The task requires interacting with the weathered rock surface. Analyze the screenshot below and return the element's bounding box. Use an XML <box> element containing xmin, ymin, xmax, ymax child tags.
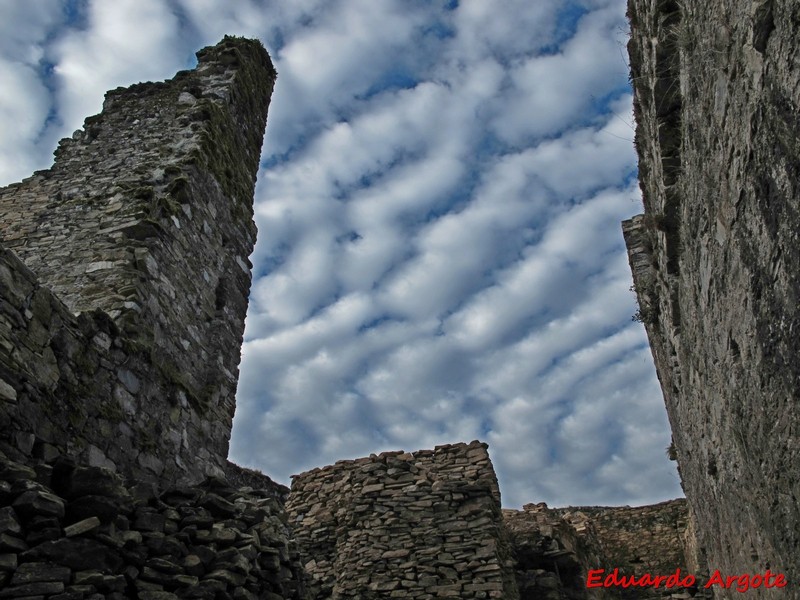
<box><xmin>0</xmin><ymin>36</ymin><xmax>275</xmax><ymax>486</ymax></box>
<box><xmin>625</xmin><ymin>0</ymin><xmax>800</xmax><ymax>594</ymax></box>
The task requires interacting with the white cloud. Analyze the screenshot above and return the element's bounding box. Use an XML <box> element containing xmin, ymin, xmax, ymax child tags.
<box><xmin>260</xmin><ymin>0</ymin><xmax>433</xmax><ymax>159</ymax></box>
<box><xmin>174</xmin><ymin>0</ymin><xmax>272</xmax><ymax>42</ymax></box>
<box><xmin>492</xmin><ymin>4</ymin><xmax>631</xmax><ymax>143</ymax></box>
<box><xmin>51</xmin><ymin>0</ymin><xmax>184</xmax><ymax>134</ymax></box>
<box><xmin>0</xmin><ymin>1</ymin><xmax>63</xmax><ymax>183</ymax></box>
<box><xmin>1</xmin><ymin>0</ymin><xmax>681</xmax><ymax>508</ymax></box>
<box><xmin>450</xmin><ymin>0</ymin><xmax>561</xmax><ymax>62</ymax></box>
<box><xmin>0</xmin><ymin>60</ymin><xmax>52</xmax><ymax>183</ymax></box>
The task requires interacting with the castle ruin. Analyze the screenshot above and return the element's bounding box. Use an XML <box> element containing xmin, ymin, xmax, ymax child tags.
<box><xmin>0</xmin><ymin>21</ymin><xmax>759</xmax><ymax>598</ymax></box>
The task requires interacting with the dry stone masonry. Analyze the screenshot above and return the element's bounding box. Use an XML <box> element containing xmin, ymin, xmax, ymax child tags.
<box><xmin>505</xmin><ymin>500</ymin><xmax>707</xmax><ymax>600</ymax></box>
<box><xmin>0</xmin><ymin>37</ymin><xmax>276</xmax><ymax>486</ymax></box>
<box><xmin>503</xmin><ymin>503</ymin><xmax>608</xmax><ymax>600</ymax></box>
<box><xmin>625</xmin><ymin>0</ymin><xmax>800</xmax><ymax>595</ymax></box>
<box><xmin>0</xmin><ymin>450</ymin><xmax>306</xmax><ymax>599</ymax></box>
<box><xmin>286</xmin><ymin>441</ymin><xmax>519</xmax><ymax>599</ymax></box>
<box><xmin>554</xmin><ymin>501</ymin><xmax>709</xmax><ymax>596</ymax></box>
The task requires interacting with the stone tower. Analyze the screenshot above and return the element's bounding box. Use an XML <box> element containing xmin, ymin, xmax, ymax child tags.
<box><xmin>0</xmin><ymin>37</ymin><xmax>275</xmax><ymax>485</ymax></box>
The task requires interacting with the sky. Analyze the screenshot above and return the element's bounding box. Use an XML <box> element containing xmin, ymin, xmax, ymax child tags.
<box><xmin>0</xmin><ymin>0</ymin><xmax>683</xmax><ymax>508</ymax></box>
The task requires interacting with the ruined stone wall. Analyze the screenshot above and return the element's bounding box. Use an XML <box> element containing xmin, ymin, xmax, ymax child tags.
<box><xmin>0</xmin><ymin>37</ymin><xmax>275</xmax><ymax>485</ymax></box>
<box><xmin>504</xmin><ymin>500</ymin><xmax>703</xmax><ymax>600</ymax></box>
<box><xmin>625</xmin><ymin>0</ymin><xmax>800</xmax><ymax>594</ymax></box>
<box><xmin>285</xmin><ymin>441</ymin><xmax>519</xmax><ymax>599</ymax></box>
<box><xmin>553</xmin><ymin>500</ymin><xmax>700</xmax><ymax>584</ymax></box>
<box><xmin>0</xmin><ymin>449</ymin><xmax>306</xmax><ymax>599</ymax></box>
<box><xmin>503</xmin><ymin>503</ymin><xmax>609</xmax><ymax>600</ymax></box>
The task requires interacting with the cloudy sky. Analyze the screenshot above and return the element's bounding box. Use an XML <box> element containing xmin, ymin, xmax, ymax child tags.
<box><xmin>0</xmin><ymin>0</ymin><xmax>682</xmax><ymax>508</ymax></box>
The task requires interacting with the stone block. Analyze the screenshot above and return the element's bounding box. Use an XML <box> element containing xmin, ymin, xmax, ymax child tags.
<box><xmin>10</xmin><ymin>562</ymin><xmax>71</xmax><ymax>584</ymax></box>
<box><xmin>12</xmin><ymin>489</ymin><xmax>65</xmax><ymax>520</ymax></box>
<box><xmin>64</xmin><ymin>516</ymin><xmax>101</xmax><ymax>537</ymax></box>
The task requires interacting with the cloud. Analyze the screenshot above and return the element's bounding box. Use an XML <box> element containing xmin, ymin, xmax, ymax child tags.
<box><xmin>174</xmin><ymin>0</ymin><xmax>273</xmax><ymax>42</ymax></box>
<box><xmin>449</xmin><ymin>0</ymin><xmax>562</xmax><ymax>62</ymax></box>
<box><xmin>492</xmin><ymin>4</ymin><xmax>632</xmax><ymax>143</ymax></box>
<box><xmin>1</xmin><ymin>0</ymin><xmax>681</xmax><ymax>508</ymax></box>
<box><xmin>51</xmin><ymin>0</ymin><xmax>185</xmax><ymax>133</ymax></box>
<box><xmin>0</xmin><ymin>1</ymin><xmax>63</xmax><ymax>183</ymax></box>
<box><xmin>260</xmin><ymin>0</ymin><xmax>435</xmax><ymax>160</ymax></box>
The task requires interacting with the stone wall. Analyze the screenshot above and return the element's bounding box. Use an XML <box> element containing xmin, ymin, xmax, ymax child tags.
<box><xmin>0</xmin><ymin>37</ymin><xmax>275</xmax><ymax>485</ymax></box>
<box><xmin>285</xmin><ymin>441</ymin><xmax>519</xmax><ymax>599</ymax></box>
<box><xmin>0</xmin><ymin>26</ymin><xmax>752</xmax><ymax>600</ymax></box>
<box><xmin>503</xmin><ymin>503</ymin><xmax>608</xmax><ymax>600</ymax></box>
<box><xmin>0</xmin><ymin>449</ymin><xmax>306</xmax><ymax>599</ymax></box>
<box><xmin>504</xmin><ymin>500</ymin><xmax>705</xmax><ymax>600</ymax></box>
<box><xmin>553</xmin><ymin>500</ymin><xmax>707</xmax><ymax>591</ymax></box>
<box><xmin>625</xmin><ymin>0</ymin><xmax>800</xmax><ymax>594</ymax></box>
<box><xmin>552</xmin><ymin>501</ymin><xmax>690</xmax><ymax>580</ymax></box>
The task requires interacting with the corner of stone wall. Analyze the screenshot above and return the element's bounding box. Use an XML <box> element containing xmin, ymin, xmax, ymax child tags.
<box><xmin>285</xmin><ymin>441</ymin><xmax>519</xmax><ymax>599</ymax></box>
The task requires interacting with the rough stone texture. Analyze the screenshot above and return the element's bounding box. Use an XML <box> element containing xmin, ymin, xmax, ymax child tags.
<box><xmin>504</xmin><ymin>503</ymin><xmax>609</xmax><ymax>600</ymax></box>
<box><xmin>286</xmin><ymin>441</ymin><xmax>519</xmax><ymax>599</ymax></box>
<box><xmin>625</xmin><ymin>0</ymin><xmax>800</xmax><ymax>594</ymax></box>
<box><xmin>0</xmin><ymin>451</ymin><xmax>306</xmax><ymax>599</ymax></box>
<box><xmin>505</xmin><ymin>500</ymin><xmax>707</xmax><ymax>600</ymax></box>
<box><xmin>556</xmin><ymin>500</ymin><xmax>709</xmax><ymax>596</ymax></box>
<box><xmin>224</xmin><ymin>462</ymin><xmax>289</xmax><ymax>505</ymax></box>
<box><xmin>0</xmin><ymin>36</ymin><xmax>276</xmax><ymax>485</ymax></box>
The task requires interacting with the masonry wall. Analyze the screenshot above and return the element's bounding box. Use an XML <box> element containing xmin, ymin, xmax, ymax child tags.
<box><xmin>503</xmin><ymin>503</ymin><xmax>609</xmax><ymax>600</ymax></box>
<box><xmin>0</xmin><ymin>37</ymin><xmax>275</xmax><ymax>485</ymax></box>
<box><xmin>625</xmin><ymin>0</ymin><xmax>800</xmax><ymax>594</ymax></box>
<box><xmin>553</xmin><ymin>500</ymin><xmax>705</xmax><ymax>589</ymax></box>
<box><xmin>504</xmin><ymin>500</ymin><xmax>704</xmax><ymax>600</ymax></box>
<box><xmin>285</xmin><ymin>441</ymin><xmax>519</xmax><ymax>599</ymax></box>
<box><xmin>0</xmin><ymin>449</ymin><xmax>306</xmax><ymax>599</ymax></box>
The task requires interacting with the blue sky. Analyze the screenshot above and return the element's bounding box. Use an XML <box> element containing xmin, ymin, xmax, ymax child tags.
<box><xmin>0</xmin><ymin>0</ymin><xmax>682</xmax><ymax>507</ymax></box>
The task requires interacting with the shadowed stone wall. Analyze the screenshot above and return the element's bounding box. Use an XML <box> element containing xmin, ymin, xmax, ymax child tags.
<box><xmin>505</xmin><ymin>500</ymin><xmax>706</xmax><ymax>600</ymax></box>
<box><xmin>0</xmin><ymin>36</ymin><xmax>275</xmax><ymax>486</ymax></box>
<box><xmin>625</xmin><ymin>0</ymin><xmax>800</xmax><ymax>594</ymax></box>
<box><xmin>285</xmin><ymin>441</ymin><xmax>519</xmax><ymax>599</ymax></box>
<box><xmin>0</xmin><ymin>450</ymin><xmax>307</xmax><ymax>598</ymax></box>
<box><xmin>552</xmin><ymin>500</ymin><xmax>707</xmax><ymax>592</ymax></box>
<box><xmin>504</xmin><ymin>503</ymin><xmax>608</xmax><ymax>600</ymax></box>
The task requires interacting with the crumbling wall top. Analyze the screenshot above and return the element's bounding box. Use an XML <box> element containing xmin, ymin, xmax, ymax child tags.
<box><xmin>0</xmin><ymin>36</ymin><xmax>275</xmax><ymax>485</ymax></box>
<box><xmin>286</xmin><ymin>441</ymin><xmax>519</xmax><ymax>599</ymax></box>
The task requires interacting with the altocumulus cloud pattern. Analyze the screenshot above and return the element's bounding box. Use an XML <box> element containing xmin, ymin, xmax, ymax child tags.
<box><xmin>0</xmin><ymin>0</ymin><xmax>682</xmax><ymax>507</ymax></box>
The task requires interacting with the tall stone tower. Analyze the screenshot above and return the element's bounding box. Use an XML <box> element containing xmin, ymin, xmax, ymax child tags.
<box><xmin>625</xmin><ymin>0</ymin><xmax>800</xmax><ymax>594</ymax></box>
<box><xmin>0</xmin><ymin>37</ymin><xmax>275</xmax><ymax>485</ymax></box>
